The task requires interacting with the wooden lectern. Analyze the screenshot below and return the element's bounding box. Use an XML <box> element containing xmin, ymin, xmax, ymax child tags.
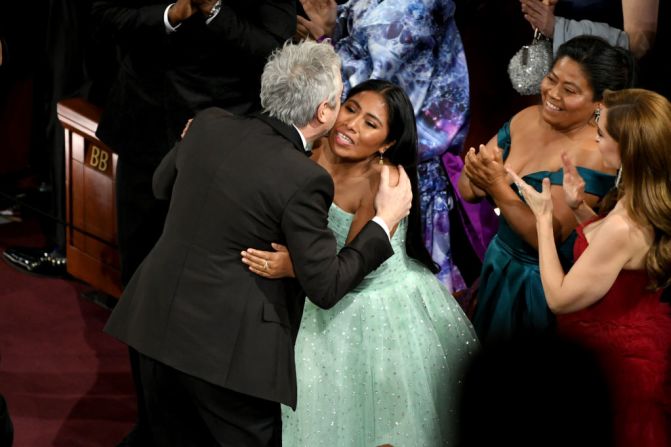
<box><xmin>57</xmin><ymin>98</ymin><xmax>122</xmax><ymax>298</ymax></box>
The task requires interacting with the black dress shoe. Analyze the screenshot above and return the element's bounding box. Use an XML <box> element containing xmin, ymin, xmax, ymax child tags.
<box><xmin>3</xmin><ymin>246</ymin><xmax>68</xmax><ymax>277</ymax></box>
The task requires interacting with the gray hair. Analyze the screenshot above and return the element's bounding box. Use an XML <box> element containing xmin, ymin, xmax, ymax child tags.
<box><xmin>260</xmin><ymin>41</ymin><xmax>341</xmax><ymax>127</ymax></box>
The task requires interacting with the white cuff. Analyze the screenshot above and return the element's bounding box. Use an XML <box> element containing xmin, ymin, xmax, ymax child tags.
<box><xmin>205</xmin><ymin>0</ymin><xmax>222</xmax><ymax>24</ymax></box>
<box><xmin>164</xmin><ymin>4</ymin><xmax>181</xmax><ymax>33</ymax></box>
<box><xmin>371</xmin><ymin>216</ymin><xmax>391</xmax><ymax>240</ymax></box>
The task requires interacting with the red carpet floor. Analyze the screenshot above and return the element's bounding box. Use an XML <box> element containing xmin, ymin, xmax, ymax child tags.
<box><xmin>0</xmin><ymin>220</ymin><xmax>135</xmax><ymax>447</ymax></box>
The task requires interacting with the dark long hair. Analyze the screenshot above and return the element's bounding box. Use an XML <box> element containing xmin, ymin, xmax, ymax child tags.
<box><xmin>346</xmin><ymin>79</ymin><xmax>439</xmax><ymax>273</ymax></box>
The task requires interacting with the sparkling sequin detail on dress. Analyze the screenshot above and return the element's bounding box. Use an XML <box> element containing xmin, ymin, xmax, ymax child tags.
<box><xmin>282</xmin><ymin>204</ymin><xmax>479</xmax><ymax>446</ymax></box>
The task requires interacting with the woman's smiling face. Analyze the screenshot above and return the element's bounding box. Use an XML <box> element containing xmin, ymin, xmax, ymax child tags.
<box><xmin>540</xmin><ymin>56</ymin><xmax>598</xmax><ymax>130</ymax></box>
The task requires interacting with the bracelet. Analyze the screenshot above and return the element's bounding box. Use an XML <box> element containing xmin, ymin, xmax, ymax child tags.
<box><xmin>206</xmin><ymin>0</ymin><xmax>222</xmax><ymax>20</ymax></box>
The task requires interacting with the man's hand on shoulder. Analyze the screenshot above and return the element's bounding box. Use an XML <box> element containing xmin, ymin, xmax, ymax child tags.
<box><xmin>374</xmin><ymin>165</ymin><xmax>412</xmax><ymax>232</ymax></box>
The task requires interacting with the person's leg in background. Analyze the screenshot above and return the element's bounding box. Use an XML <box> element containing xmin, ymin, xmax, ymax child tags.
<box><xmin>115</xmin><ymin>156</ymin><xmax>169</xmax><ymax>286</ymax></box>
<box><xmin>0</xmin><ymin>394</ymin><xmax>13</xmax><ymax>447</ymax></box>
<box><xmin>115</xmin><ymin>155</ymin><xmax>168</xmax><ymax>447</ymax></box>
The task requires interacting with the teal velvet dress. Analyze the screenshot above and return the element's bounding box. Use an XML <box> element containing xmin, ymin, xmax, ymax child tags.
<box><xmin>472</xmin><ymin>122</ymin><xmax>615</xmax><ymax>343</ymax></box>
<box><xmin>282</xmin><ymin>204</ymin><xmax>479</xmax><ymax>446</ymax></box>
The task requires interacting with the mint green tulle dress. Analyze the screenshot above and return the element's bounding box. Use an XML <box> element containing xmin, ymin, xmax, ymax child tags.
<box><xmin>281</xmin><ymin>204</ymin><xmax>479</xmax><ymax>446</ymax></box>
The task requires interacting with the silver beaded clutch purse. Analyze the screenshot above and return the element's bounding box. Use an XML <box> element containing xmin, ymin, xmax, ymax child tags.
<box><xmin>508</xmin><ymin>29</ymin><xmax>553</xmax><ymax>95</ymax></box>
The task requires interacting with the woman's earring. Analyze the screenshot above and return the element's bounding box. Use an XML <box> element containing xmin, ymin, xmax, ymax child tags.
<box><xmin>378</xmin><ymin>152</ymin><xmax>384</xmax><ymax>165</ymax></box>
<box><xmin>615</xmin><ymin>166</ymin><xmax>622</xmax><ymax>188</ymax></box>
<box><xmin>594</xmin><ymin>108</ymin><xmax>601</xmax><ymax>123</ymax></box>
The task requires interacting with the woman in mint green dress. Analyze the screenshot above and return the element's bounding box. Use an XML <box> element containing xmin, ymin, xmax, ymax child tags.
<box><xmin>458</xmin><ymin>36</ymin><xmax>635</xmax><ymax>343</ymax></box>
<box><xmin>242</xmin><ymin>79</ymin><xmax>478</xmax><ymax>446</ymax></box>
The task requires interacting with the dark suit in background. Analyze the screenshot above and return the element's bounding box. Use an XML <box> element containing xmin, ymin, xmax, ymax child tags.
<box><xmin>92</xmin><ymin>0</ymin><xmax>295</xmax><ymax>284</ymax></box>
<box><xmin>91</xmin><ymin>2</ymin><xmax>295</xmax><ymax>444</ymax></box>
<box><xmin>105</xmin><ymin>107</ymin><xmax>394</xmax><ymax>445</ymax></box>
<box><xmin>1</xmin><ymin>0</ymin><xmax>116</xmax><ymax>275</ymax></box>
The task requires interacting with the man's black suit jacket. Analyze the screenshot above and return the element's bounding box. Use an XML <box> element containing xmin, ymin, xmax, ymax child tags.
<box><xmin>92</xmin><ymin>0</ymin><xmax>295</xmax><ymax>160</ymax></box>
<box><xmin>104</xmin><ymin>109</ymin><xmax>394</xmax><ymax>408</ymax></box>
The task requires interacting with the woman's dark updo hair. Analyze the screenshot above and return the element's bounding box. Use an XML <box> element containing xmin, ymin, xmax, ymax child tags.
<box><xmin>554</xmin><ymin>35</ymin><xmax>637</xmax><ymax>100</ymax></box>
<box><xmin>346</xmin><ymin>79</ymin><xmax>439</xmax><ymax>273</ymax></box>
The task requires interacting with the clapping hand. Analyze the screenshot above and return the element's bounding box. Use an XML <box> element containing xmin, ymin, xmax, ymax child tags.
<box><xmin>168</xmin><ymin>0</ymin><xmax>197</xmax><ymax>25</ymax></box>
<box><xmin>561</xmin><ymin>152</ymin><xmax>586</xmax><ymax>210</ymax></box>
<box><xmin>169</xmin><ymin>0</ymin><xmax>219</xmax><ymax>24</ymax></box>
<box><xmin>192</xmin><ymin>0</ymin><xmax>220</xmax><ymax>16</ymax></box>
<box><xmin>297</xmin><ymin>0</ymin><xmax>337</xmax><ymax>40</ymax></box>
<box><xmin>463</xmin><ymin>144</ymin><xmax>507</xmax><ymax>193</ymax></box>
<box><xmin>507</xmin><ymin>168</ymin><xmax>553</xmax><ymax>220</ymax></box>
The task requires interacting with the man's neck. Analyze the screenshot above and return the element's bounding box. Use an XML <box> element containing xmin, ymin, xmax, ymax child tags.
<box><xmin>296</xmin><ymin>126</ymin><xmax>321</xmax><ymax>146</ymax></box>
<box><xmin>292</xmin><ymin>125</ymin><xmax>309</xmax><ymax>151</ymax></box>
<box><xmin>297</xmin><ymin>118</ymin><xmax>331</xmax><ymax>146</ymax></box>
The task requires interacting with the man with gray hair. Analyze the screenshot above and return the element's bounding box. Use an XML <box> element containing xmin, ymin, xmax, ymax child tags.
<box><xmin>104</xmin><ymin>40</ymin><xmax>413</xmax><ymax>446</ymax></box>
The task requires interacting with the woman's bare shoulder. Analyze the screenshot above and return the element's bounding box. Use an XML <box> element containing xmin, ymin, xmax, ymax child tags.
<box><xmin>510</xmin><ymin>105</ymin><xmax>542</xmax><ymax>131</ymax></box>
<box><xmin>597</xmin><ymin>207</ymin><xmax>653</xmax><ymax>255</ymax></box>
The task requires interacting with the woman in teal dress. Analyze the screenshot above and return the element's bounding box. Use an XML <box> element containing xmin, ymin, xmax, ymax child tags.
<box><xmin>242</xmin><ymin>79</ymin><xmax>478</xmax><ymax>445</ymax></box>
<box><xmin>458</xmin><ymin>36</ymin><xmax>636</xmax><ymax>343</ymax></box>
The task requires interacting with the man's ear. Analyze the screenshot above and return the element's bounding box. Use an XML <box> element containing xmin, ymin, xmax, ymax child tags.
<box><xmin>315</xmin><ymin>100</ymin><xmax>332</xmax><ymax>124</ymax></box>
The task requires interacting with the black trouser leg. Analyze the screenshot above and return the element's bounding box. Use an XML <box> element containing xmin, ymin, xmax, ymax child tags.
<box><xmin>139</xmin><ymin>354</ymin><xmax>281</xmax><ymax>447</ymax></box>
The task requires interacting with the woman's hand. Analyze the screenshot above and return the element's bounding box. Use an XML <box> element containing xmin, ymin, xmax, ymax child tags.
<box><xmin>561</xmin><ymin>152</ymin><xmax>586</xmax><ymax>210</ymax></box>
<box><xmin>463</xmin><ymin>144</ymin><xmax>507</xmax><ymax>194</ymax></box>
<box><xmin>507</xmin><ymin>168</ymin><xmax>553</xmax><ymax>221</ymax></box>
<box><xmin>241</xmin><ymin>243</ymin><xmax>295</xmax><ymax>279</ymax></box>
<box><xmin>297</xmin><ymin>0</ymin><xmax>337</xmax><ymax>40</ymax></box>
<box><xmin>520</xmin><ymin>0</ymin><xmax>558</xmax><ymax>37</ymax></box>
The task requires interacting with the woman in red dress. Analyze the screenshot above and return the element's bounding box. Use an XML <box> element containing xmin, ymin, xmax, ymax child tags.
<box><xmin>509</xmin><ymin>88</ymin><xmax>671</xmax><ymax>446</ymax></box>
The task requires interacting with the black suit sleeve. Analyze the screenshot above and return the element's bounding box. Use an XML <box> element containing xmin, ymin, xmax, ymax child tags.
<box><xmin>152</xmin><ymin>107</ymin><xmax>234</xmax><ymax>199</ymax></box>
<box><xmin>282</xmin><ymin>173</ymin><xmax>393</xmax><ymax>309</ymax></box>
<box><xmin>91</xmin><ymin>1</ymin><xmax>168</xmax><ymax>44</ymax></box>
<box><xmin>152</xmin><ymin>143</ymin><xmax>178</xmax><ymax>200</ymax></box>
<box><xmin>207</xmin><ymin>0</ymin><xmax>295</xmax><ymax>66</ymax></box>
